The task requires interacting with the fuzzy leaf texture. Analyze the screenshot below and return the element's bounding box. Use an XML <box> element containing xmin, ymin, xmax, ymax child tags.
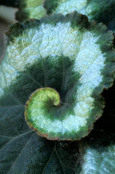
<box><xmin>16</xmin><ymin>0</ymin><xmax>115</xmax><ymax>29</ymax></box>
<box><xmin>17</xmin><ymin>0</ymin><xmax>47</xmax><ymax>21</ymax></box>
<box><xmin>2</xmin><ymin>0</ymin><xmax>115</xmax><ymax>28</ymax></box>
<box><xmin>0</xmin><ymin>12</ymin><xmax>115</xmax><ymax>140</ymax></box>
<box><xmin>44</xmin><ymin>0</ymin><xmax>115</xmax><ymax>25</ymax></box>
<box><xmin>0</xmin><ymin>12</ymin><xmax>115</xmax><ymax>173</ymax></box>
<box><xmin>80</xmin><ymin>130</ymin><xmax>115</xmax><ymax>174</ymax></box>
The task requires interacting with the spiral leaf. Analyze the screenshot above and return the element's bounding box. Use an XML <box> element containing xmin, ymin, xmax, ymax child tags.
<box><xmin>0</xmin><ymin>12</ymin><xmax>115</xmax><ymax>140</ymax></box>
<box><xmin>25</xmin><ymin>88</ymin><xmax>62</xmax><ymax>139</ymax></box>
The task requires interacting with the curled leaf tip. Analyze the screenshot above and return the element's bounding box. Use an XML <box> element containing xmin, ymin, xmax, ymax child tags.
<box><xmin>0</xmin><ymin>12</ymin><xmax>115</xmax><ymax>140</ymax></box>
<box><xmin>26</xmin><ymin>87</ymin><xmax>60</xmax><ymax>110</ymax></box>
<box><xmin>25</xmin><ymin>88</ymin><xmax>62</xmax><ymax>137</ymax></box>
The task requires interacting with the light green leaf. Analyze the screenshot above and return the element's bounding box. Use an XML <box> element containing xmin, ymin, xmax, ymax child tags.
<box><xmin>17</xmin><ymin>0</ymin><xmax>46</xmax><ymax>21</ymax></box>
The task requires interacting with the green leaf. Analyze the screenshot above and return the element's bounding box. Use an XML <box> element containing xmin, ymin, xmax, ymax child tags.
<box><xmin>44</xmin><ymin>0</ymin><xmax>115</xmax><ymax>26</ymax></box>
<box><xmin>0</xmin><ymin>94</ymin><xmax>81</xmax><ymax>173</ymax></box>
<box><xmin>17</xmin><ymin>0</ymin><xmax>47</xmax><ymax>21</ymax></box>
<box><xmin>0</xmin><ymin>103</ymin><xmax>115</xmax><ymax>173</ymax></box>
<box><xmin>0</xmin><ymin>12</ymin><xmax>115</xmax><ymax>172</ymax></box>
<box><xmin>79</xmin><ymin>84</ymin><xmax>115</xmax><ymax>174</ymax></box>
<box><xmin>0</xmin><ymin>12</ymin><xmax>115</xmax><ymax>140</ymax></box>
<box><xmin>16</xmin><ymin>0</ymin><xmax>115</xmax><ymax>29</ymax></box>
<box><xmin>80</xmin><ymin>130</ymin><xmax>115</xmax><ymax>174</ymax></box>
